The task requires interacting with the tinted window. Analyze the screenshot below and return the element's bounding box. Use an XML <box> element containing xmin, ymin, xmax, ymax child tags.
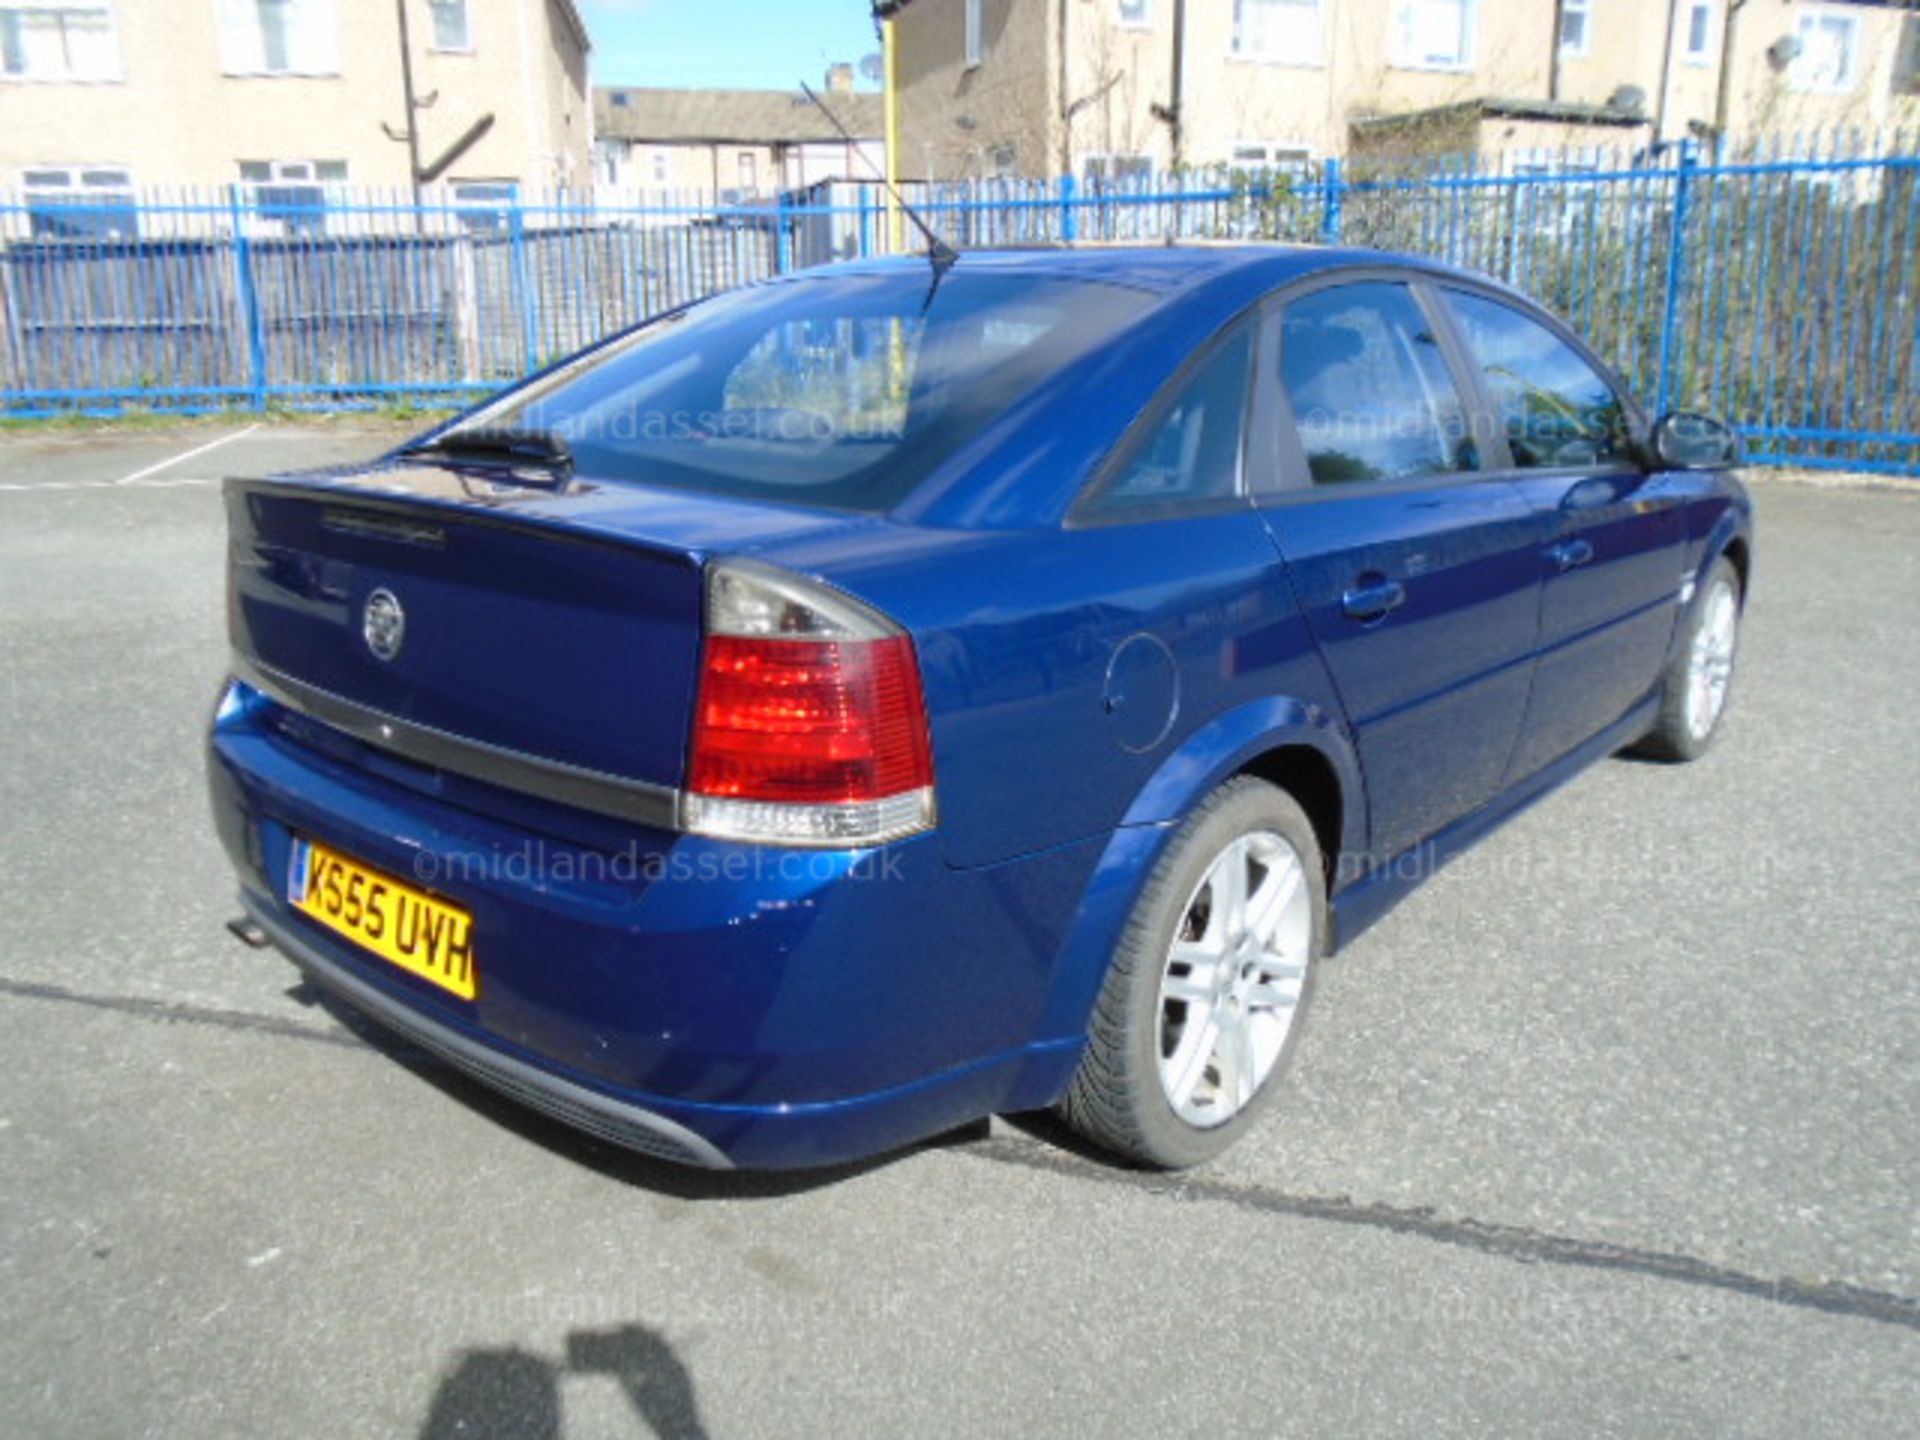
<box><xmin>1279</xmin><ymin>283</ymin><xmax>1478</xmax><ymax>485</ymax></box>
<box><xmin>1090</xmin><ymin>328</ymin><xmax>1252</xmax><ymax>515</ymax></box>
<box><xmin>1445</xmin><ymin>289</ymin><xmax>1631</xmax><ymax>469</ymax></box>
<box><xmin>450</xmin><ymin>271</ymin><xmax>1153</xmax><ymax>512</ymax></box>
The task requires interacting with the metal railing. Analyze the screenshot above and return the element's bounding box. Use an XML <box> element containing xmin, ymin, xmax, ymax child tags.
<box><xmin>2</xmin><ymin>127</ymin><xmax>1914</xmax><ymax>474</ymax></box>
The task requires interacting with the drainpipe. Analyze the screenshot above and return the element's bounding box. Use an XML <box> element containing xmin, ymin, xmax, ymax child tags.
<box><xmin>1712</xmin><ymin>0</ymin><xmax>1747</xmax><ymax>148</ymax></box>
<box><xmin>1057</xmin><ymin>0</ymin><xmax>1071</xmax><ymax>174</ymax></box>
<box><xmin>393</xmin><ymin>0</ymin><xmax>425</xmax><ymax>208</ymax></box>
<box><xmin>1168</xmin><ymin>0</ymin><xmax>1187</xmax><ymax>171</ymax></box>
<box><xmin>883</xmin><ymin>9</ymin><xmax>903</xmax><ymax>248</ymax></box>
<box><xmin>1652</xmin><ymin>0</ymin><xmax>1680</xmax><ymax>147</ymax></box>
<box><xmin>1548</xmin><ymin>0</ymin><xmax>1565</xmax><ymax>100</ymax></box>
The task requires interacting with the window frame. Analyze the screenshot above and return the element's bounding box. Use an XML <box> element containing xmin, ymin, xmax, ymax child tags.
<box><xmin>1789</xmin><ymin>6</ymin><xmax>1861</xmax><ymax>94</ymax></box>
<box><xmin>427</xmin><ymin>0</ymin><xmax>473</xmax><ymax>54</ymax></box>
<box><xmin>1256</xmin><ymin>268</ymin><xmax>1649</xmax><ymax>504</ymax></box>
<box><xmin>1067</xmin><ymin>308</ymin><xmax>1269</xmax><ymax>527</ymax></box>
<box><xmin>1682</xmin><ymin>0</ymin><xmax>1714</xmax><ymax>68</ymax></box>
<box><xmin>1558</xmin><ymin>0</ymin><xmax>1591</xmax><ymax>59</ymax></box>
<box><xmin>1228</xmin><ymin>0</ymin><xmax>1325</xmax><ymax>67</ymax></box>
<box><xmin>0</xmin><ymin>1</ymin><xmax>121</xmax><ymax>83</ymax></box>
<box><xmin>1388</xmin><ymin>0</ymin><xmax>1476</xmax><ymax>74</ymax></box>
<box><xmin>217</xmin><ymin>0</ymin><xmax>339</xmax><ymax>78</ymax></box>
<box><xmin>18</xmin><ymin>162</ymin><xmax>138</xmax><ymax>238</ymax></box>
<box><xmin>237</xmin><ymin>157</ymin><xmax>347</xmax><ymax>234</ymax></box>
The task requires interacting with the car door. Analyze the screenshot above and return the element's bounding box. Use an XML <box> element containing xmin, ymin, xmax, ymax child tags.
<box><xmin>1254</xmin><ymin>277</ymin><xmax>1544</xmax><ymax>865</ymax></box>
<box><xmin>1436</xmin><ymin>286</ymin><xmax>1689</xmax><ymax>782</ymax></box>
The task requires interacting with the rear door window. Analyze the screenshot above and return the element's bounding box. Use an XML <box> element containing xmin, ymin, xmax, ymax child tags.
<box><xmin>1278</xmin><ymin>282</ymin><xmax>1479</xmax><ymax>485</ymax></box>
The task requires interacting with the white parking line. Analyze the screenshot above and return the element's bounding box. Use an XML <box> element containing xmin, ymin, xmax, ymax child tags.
<box><xmin>115</xmin><ymin>423</ymin><xmax>259</xmax><ymax>485</ymax></box>
<box><xmin>0</xmin><ymin>423</ymin><xmax>259</xmax><ymax>493</ymax></box>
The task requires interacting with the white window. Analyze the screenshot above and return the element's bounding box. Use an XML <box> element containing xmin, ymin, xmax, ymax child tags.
<box><xmin>0</xmin><ymin>3</ymin><xmax>119</xmax><ymax>81</ymax></box>
<box><xmin>450</xmin><ymin>180</ymin><xmax>513</xmax><ymax>233</ymax></box>
<box><xmin>428</xmin><ymin>0</ymin><xmax>469</xmax><ymax>51</ymax></box>
<box><xmin>217</xmin><ymin>0</ymin><xmax>339</xmax><ymax>76</ymax></box>
<box><xmin>1230</xmin><ymin>0</ymin><xmax>1322</xmax><ymax>65</ymax></box>
<box><xmin>19</xmin><ymin>164</ymin><xmax>135</xmax><ymax>237</ymax></box>
<box><xmin>964</xmin><ymin>0</ymin><xmax>982</xmax><ymax>66</ymax></box>
<box><xmin>1117</xmin><ymin>0</ymin><xmax>1151</xmax><ymax>27</ymax></box>
<box><xmin>738</xmin><ymin>151</ymin><xmax>757</xmax><ymax>192</ymax></box>
<box><xmin>651</xmin><ymin>148</ymin><xmax>670</xmax><ymax>185</ymax></box>
<box><xmin>1790</xmin><ymin>6</ymin><xmax>1860</xmax><ymax>93</ymax></box>
<box><xmin>238</xmin><ymin>158</ymin><xmax>346</xmax><ymax>234</ymax></box>
<box><xmin>1392</xmin><ymin>0</ymin><xmax>1474</xmax><ymax>71</ymax></box>
<box><xmin>1230</xmin><ymin>140</ymin><xmax>1312</xmax><ymax>172</ymax></box>
<box><xmin>1682</xmin><ymin>1</ymin><xmax>1713</xmax><ymax>66</ymax></box>
<box><xmin>1559</xmin><ymin>0</ymin><xmax>1591</xmax><ymax>58</ymax></box>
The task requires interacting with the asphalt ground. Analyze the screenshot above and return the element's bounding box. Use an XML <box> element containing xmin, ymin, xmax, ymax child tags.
<box><xmin>0</xmin><ymin>422</ymin><xmax>1915</xmax><ymax>1438</ymax></box>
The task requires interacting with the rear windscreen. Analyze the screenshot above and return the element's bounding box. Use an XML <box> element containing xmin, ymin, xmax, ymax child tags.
<box><xmin>451</xmin><ymin>269</ymin><xmax>1154</xmax><ymax>512</ymax></box>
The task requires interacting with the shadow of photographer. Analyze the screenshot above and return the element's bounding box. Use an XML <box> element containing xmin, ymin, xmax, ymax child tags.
<box><xmin>420</xmin><ymin>1324</ymin><xmax>710</xmax><ymax>1440</ymax></box>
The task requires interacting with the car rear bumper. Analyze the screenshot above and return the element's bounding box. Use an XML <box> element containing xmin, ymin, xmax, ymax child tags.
<box><xmin>209</xmin><ymin>681</ymin><xmax>1099</xmax><ymax>1169</ymax></box>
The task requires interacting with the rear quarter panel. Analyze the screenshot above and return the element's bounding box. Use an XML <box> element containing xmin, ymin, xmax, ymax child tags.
<box><xmin>762</xmin><ymin>513</ymin><xmax>1349</xmax><ymax>869</ymax></box>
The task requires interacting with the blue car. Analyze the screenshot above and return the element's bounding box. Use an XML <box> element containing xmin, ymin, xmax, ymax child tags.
<box><xmin>210</xmin><ymin>246</ymin><xmax>1752</xmax><ymax>1170</ymax></box>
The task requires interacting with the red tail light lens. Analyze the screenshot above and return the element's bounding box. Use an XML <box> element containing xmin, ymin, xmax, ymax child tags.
<box><xmin>684</xmin><ymin>561</ymin><xmax>936</xmax><ymax>847</ymax></box>
<box><xmin>690</xmin><ymin>634</ymin><xmax>933</xmax><ymax>803</ymax></box>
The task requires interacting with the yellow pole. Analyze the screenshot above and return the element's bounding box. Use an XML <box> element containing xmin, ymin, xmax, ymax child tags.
<box><xmin>883</xmin><ymin>13</ymin><xmax>903</xmax><ymax>253</ymax></box>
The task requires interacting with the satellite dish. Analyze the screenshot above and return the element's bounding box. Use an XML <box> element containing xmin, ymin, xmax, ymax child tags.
<box><xmin>1607</xmin><ymin>84</ymin><xmax>1646</xmax><ymax>115</ymax></box>
<box><xmin>1766</xmin><ymin>35</ymin><xmax>1802</xmax><ymax>71</ymax></box>
<box><xmin>859</xmin><ymin>53</ymin><xmax>884</xmax><ymax>83</ymax></box>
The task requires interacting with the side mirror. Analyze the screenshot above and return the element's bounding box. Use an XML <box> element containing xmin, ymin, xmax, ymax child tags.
<box><xmin>1650</xmin><ymin>411</ymin><xmax>1741</xmax><ymax>470</ymax></box>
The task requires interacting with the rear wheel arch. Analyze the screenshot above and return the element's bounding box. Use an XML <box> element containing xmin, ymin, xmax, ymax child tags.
<box><xmin>1237</xmin><ymin>743</ymin><xmax>1345</xmax><ymax>891</ymax></box>
<box><xmin>1022</xmin><ymin>705</ymin><xmax>1360</xmax><ymax>1071</ymax></box>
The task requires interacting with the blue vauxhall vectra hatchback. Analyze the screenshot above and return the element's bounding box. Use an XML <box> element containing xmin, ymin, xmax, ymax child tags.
<box><xmin>209</xmin><ymin>246</ymin><xmax>1752</xmax><ymax>1170</ymax></box>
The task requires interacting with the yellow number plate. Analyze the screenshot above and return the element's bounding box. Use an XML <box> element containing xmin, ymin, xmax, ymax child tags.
<box><xmin>289</xmin><ymin>836</ymin><xmax>477</xmax><ymax>1001</ymax></box>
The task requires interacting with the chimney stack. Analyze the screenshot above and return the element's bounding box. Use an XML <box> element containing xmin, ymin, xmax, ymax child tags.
<box><xmin>826</xmin><ymin>62</ymin><xmax>854</xmax><ymax>94</ymax></box>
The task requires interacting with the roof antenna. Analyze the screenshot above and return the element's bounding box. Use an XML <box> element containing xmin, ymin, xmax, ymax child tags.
<box><xmin>798</xmin><ymin>80</ymin><xmax>958</xmax><ymax>309</ymax></box>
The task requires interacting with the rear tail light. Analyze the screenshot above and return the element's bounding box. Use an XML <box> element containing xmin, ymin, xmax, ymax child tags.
<box><xmin>684</xmin><ymin>559</ymin><xmax>936</xmax><ymax>847</ymax></box>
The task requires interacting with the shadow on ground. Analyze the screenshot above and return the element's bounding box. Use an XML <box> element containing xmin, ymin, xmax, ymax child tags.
<box><xmin>420</xmin><ymin>1324</ymin><xmax>709</xmax><ymax>1440</ymax></box>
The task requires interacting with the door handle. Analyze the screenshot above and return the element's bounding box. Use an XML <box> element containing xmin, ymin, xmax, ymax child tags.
<box><xmin>1547</xmin><ymin>538</ymin><xmax>1596</xmax><ymax>571</ymax></box>
<box><xmin>1341</xmin><ymin>576</ymin><xmax>1407</xmax><ymax>621</ymax></box>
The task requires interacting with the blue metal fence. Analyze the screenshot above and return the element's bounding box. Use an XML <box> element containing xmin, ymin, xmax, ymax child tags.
<box><xmin>3</xmin><ymin>127</ymin><xmax>1915</xmax><ymax>474</ymax></box>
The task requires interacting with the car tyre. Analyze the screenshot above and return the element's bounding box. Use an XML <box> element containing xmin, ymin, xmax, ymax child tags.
<box><xmin>1060</xmin><ymin>776</ymin><xmax>1325</xmax><ymax>1169</ymax></box>
<box><xmin>1636</xmin><ymin>554</ymin><xmax>1742</xmax><ymax>762</ymax></box>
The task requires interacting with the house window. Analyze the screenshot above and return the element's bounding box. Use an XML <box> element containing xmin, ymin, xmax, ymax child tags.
<box><xmin>737</xmin><ymin>151</ymin><xmax>757</xmax><ymax>192</ymax></box>
<box><xmin>652</xmin><ymin>148</ymin><xmax>670</xmax><ymax>185</ymax></box>
<box><xmin>239</xmin><ymin>158</ymin><xmax>345</xmax><ymax>234</ymax></box>
<box><xmin>428</xmin><ymin>0</ymin><xmax>469</xmax><ymax>51</ymax></box>
<box><xmin>1558</xmin><ymin>0</ymin><xmax>1591</xmax><ymax>58</ymax></box>
<box><xmin>217</xmin><ymin>0</ymin><xmax>338</xmax><ymax>76</ymax></box>
<box><xmin>1682</xmin><ymin>1</ymin><xmax>1712</xmax><ymax>66</ymax></box>
<box><xmin>1790</xmin><ymin>6</ymin><xmax>1859</xmax><ymax>93</ymax></box>
<box><xmin>1392</xmin><ymin>0</ymin><xmax>1474</xmax><ymax>71</ymax></box>
<box><xmin>0</xmin><ymin>3</ymin><xmax>119</xmax><ymax>81</ymax></box>
<box><xmin>1082</xmin><ymin>153</ymin><xmax>1153</xmax><ymax>185</ymax></box>
<box><xmin>1230</xmin><ymin>0</ymin><xmax>1322</xmax><ymax>65</ymax></box>
<box><xmin>1230</xmin><ymin>140</ymin><xmax>1313</xmax><ymax>180</ymax></box>
<box><xmin>450</xmin><ymin>180</ymin><xmax>513</xmax><ymax>233</ymax></box>
<box><xmin>19</xmin><ymin>165</ymin><xmax>136</xmax><ymax>238</ymax></box>
<box><xmin>1117</xmin><ymin>0</ymin><xmax>1151</xmax><ymax>27</ymax></box>
<box><xmin>964</xmin><ymin>0</ymin><xmax>983</xmax><ymax>67</ymax></box>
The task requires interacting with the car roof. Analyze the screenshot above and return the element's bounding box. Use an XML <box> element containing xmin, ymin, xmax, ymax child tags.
<box><xmin>800</xmin><ymin>243</ymin><xmax>1489</xmax><ymax>300</ymax></box>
